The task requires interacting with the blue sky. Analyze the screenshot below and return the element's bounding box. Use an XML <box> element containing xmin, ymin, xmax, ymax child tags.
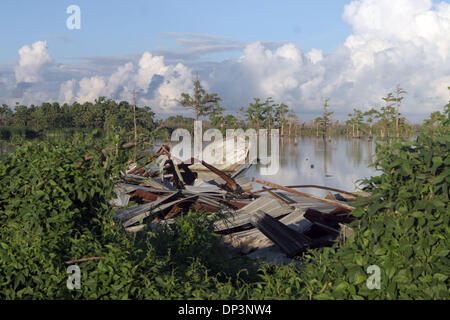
<box><xmin>0</xmin><ymin>0</ymin><xmax>353</xmax><ymax>63</ymax></box>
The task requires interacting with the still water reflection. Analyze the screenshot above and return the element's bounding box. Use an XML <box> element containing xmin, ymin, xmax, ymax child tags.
<box><xmin>0</xmin><ymin>137</ymin><xmax>380</xmax><ymax>198</ymax></box>
<box><xmin>249</xmin><ymin>136</ymin><xmax>380</xmax><ymax>197</ymax></box>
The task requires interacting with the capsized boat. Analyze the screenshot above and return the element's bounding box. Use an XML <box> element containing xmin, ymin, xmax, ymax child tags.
<box><xmin>189</xmin><ymin>135</ymin><xmax>253</xmax><ymax>172</ymax></box>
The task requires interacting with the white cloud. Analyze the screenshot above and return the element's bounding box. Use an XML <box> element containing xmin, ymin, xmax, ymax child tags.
<box><xmin>4</xmin><ymin>0</ymin><xmax>450</xmax><ymax>121</ymax></box>
<box><xmin>76</xmin><ymin>76</ymin><xmax>107</xmax><ymax>103</ymax></box>
<box><xmin>58</xmin><ymin>79</ymin><xmax>77</xmax><ymax>104</ymax></box>
<box><xmin>207</xmin><ymin>0</ymin><xmax>450</xmax><ymax>119</ymax></box>
<box><xmin>106</xmin><ymin>62</ymin><xmax>134</xmax><ymax>97</ymax></box>
<box><xmin>15</xmin><ymin>41</ymin><xmax>53</xmax><ymax>83</ymax></box>
<box><xmin>55</xmin><ymin>54</ymin><xmax>193</xmax><ymax>114</ymax></box>
<box><xmin>135</xmin><ymin>52</ymin><xmax>168</xmax><ymax>92</ymax></box>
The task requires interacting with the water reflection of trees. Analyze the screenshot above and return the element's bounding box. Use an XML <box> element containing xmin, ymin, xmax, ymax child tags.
<box><xmin>284</xmin><ymin>137</ymin><xmax>300</xmax><ymax>169</ymax></box>
<box><xmin>348</xmin><ymin>139</ymin><xmax>362</xmax><ymax>166</ymax></box>
<box><xmin>312</xmin><ymin>137</ymin><xmax>333</xmax><ymax>177</ymax></box>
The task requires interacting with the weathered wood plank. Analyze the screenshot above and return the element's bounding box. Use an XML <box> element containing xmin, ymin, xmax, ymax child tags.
<box><xmin>252</xmin><ymin>178</ymin><xmax>356</xmax><ymax>211</ymax></box>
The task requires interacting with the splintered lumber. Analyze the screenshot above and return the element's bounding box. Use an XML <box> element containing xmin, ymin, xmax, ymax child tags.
<box><xmin>252</xmin><ymin>178</ymin><xmax>355</xmax><ymax>211</ymax></box>
<box><xmin>63</xmin><ymin>257</ymin><xmax>105</xmax><ymax>265</ymax></box>
<box><xmin>250</xmin><ymin>210</ymin><xmax>311</xmax><ymax>258</ymax></box>
<box><xmin>115</xmin><ymin>191</ymin><xmax>180</xmax><ymax>223</ymax></box>
<box><xmin>339</xmin><ymin>223</ymin><xmax>354</xmax><ymax>241</ymax></box>
<box><xmin>116</xmin><ymin>183</ymin><xmax>176</xmax><ymax>194</ymax></box>
<box><xmin>253</xmin><ymin>185</ymin><xmax>358</xmax><ymax>198</ymax></box>
<box><xmin>164</xmin><ymin>159</ymin><xmax>185</xmax><ymax>189</ymax></box>
<box><xmin>201</xmin><ymin>160</ymin><xmax>239</xmax><ymax>191</ymax></box>
<box><xmin>122</xmin><ymin>195</ymin><xmax>199</xmax><ymax>228</ymax></box>
<box><xmin>123</xmin><ymin>174</ymin><xmax>173</xmax><ymax>190</ymax></box>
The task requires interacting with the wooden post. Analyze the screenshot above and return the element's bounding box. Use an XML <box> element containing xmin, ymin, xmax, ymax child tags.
<box><xmin>252</xmin><ymin>178</ymin><xmax>356</xmax><ymax>211</ymax></box>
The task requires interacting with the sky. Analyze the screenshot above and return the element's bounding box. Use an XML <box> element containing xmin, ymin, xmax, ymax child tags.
<box><xmin>0</xmin><ymin>0</ymin><xmax>449</xmax><ymax>123</ymax></box>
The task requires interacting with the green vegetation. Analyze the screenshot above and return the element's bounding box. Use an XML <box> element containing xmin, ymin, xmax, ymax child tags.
<box><xmin>0</xmin><ymin>97</ymin><xmax>159</xmax><ymax>143</ymax></box>
<box><xmin>0</xmin><ymin>92</ymin><xmax>448</xmax><ymax>299</ymax></box>
<box><xmin>178</xmin><ymin>73</ymin><xmax>221</xmax><ymax>121</ymax></box>
<box><xmin>0</xmin><ymin>85</ymin><xmax>434</xmax><ymax>144</ymax></box>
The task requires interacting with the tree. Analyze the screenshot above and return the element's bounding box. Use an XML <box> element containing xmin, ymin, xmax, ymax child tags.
<box><xmin>0</xmin><ymin>104</ymin><xmax>12</xmax><ymax>126</ymax></box>
<box><xmin>393</xmin><ymin>85</ymin><xmax>407</xmax><ymax>138</ymax></box>
<box><xmin>321</xmin><ymin>99</ymin><xmax>333</xmax><ymax>139</ymax></box>
<box><xmin>246</xmin><ymin>98</ymin><xmax>266</xmax><ymax>130</ymax></box>
<box><xmin>274</xmin><ymin>103</ymin><xmax>289</xmax><ymax>136</ymax></box>
<box><xmin>313</xmin><ymin>117</ymin><xmax>323</xmax><ymax>137</ymax></box>
<box><xmin>363</xmin><ymin>108</ymin><xmax>379</xmax><ymax>139</ymax></box>
<box><xmin>347</xmin><ymin>108</ymin><xmax>364</xmax><ymax>138</ymax></box>
<box><xmin>179</xmin><ymin>73</ymin><xmax>221</xmax><ymax>121</ymax></box>
<box><xmin>13</xmin><ymin>104</ymin><xmax>32</xmax><ymax>127</ymax></box>
<box><xmin>263</xmin><ymin>97</ymin><xmax>277</xmax><ymax>131</ymax></box>
<box><xmin>379</xmin><ymin>93</ymin><xmax>397</xmax><ymax>138</ymax></box>
<box><xmin>208</xmin><ymin>103</ymin><xmax>225</xmax><ymax>127</ymax></box>
<box><xmin>423</xmin><ymin>111</ymin><xmax>445</xmax><ymax>128</ymax></box>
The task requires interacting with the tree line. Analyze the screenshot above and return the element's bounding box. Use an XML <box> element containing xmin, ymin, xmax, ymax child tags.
<box><xmin>0</xmin><ymin>97</ymin><xmax>157</xmax><ymax>141</ymax></box>
<box><xmin>1</xmin><ymin>78</ymin><xmax>448</xmax><ymax>142</ymax></box>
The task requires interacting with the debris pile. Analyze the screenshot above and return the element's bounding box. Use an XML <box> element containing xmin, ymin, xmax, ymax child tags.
<box><xmin>111</xmin><ymin>144</ymin><xmax>363</xmax><ymax>263</ymax></box>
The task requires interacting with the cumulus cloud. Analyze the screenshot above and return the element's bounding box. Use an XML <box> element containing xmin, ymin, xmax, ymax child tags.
<box><xmin>58</xmin><ymin>80</ymin><xmax>77</xmax><ymax>104</ymax></box>
<box><xmin>56</xmin><ymin>53</ymin><xmax>193</xmax><ymax>114</ymax></box>
<box><xmin>3</xmin><ymin>0</ymin><xmax>450</xmax><ymax>121</ymax></box>
<box><xmin>207</xmin><ymin>0</ymin><xmax>450</xmax><ymax>119</ymax></box>
<box><xmin>76</xmin><ymin>76</ymin><xmax>107</xmax><ymax>103</ymax></box>
<box><xmin>15</xmin><ymin>41</ymin><xmax>53</xmax><ymax>83</ymax></box>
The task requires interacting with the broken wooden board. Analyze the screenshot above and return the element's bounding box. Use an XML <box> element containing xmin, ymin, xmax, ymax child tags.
<box><xmin>115</xmin><ymin>191</ymin><xmax>180</xmax><ymax>223</ymax></box>
<box><xmin>122</xmin><ymin>195</ymin><xmax>199</xmax><ymax>228</ymax></box>
<box><xmin>220</xmin><ymin>192</ymin><xmax>338</xmax><ymax>255</ymax></box>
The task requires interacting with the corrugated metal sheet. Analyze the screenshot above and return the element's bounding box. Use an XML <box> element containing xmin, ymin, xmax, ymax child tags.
<box><xmin>214</xmin><ymin>195</ymin><xmax>293</xmax><ymax>232</ymax></box>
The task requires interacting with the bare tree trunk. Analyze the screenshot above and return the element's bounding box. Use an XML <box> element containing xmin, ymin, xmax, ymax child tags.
<box><xmin>132</xmin><ymin>90</ymin><xmax>138</xmax><ymax>143</ymax></box>
<box><xmin>395</xmin><ymin>99</ymin><xmax>400</xmax><ymax>138</ymax></box>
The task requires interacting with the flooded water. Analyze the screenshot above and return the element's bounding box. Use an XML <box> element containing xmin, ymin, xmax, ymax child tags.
<box><xmin>1</xmin><ymin>136</ymin><xmax>380</xmax><ymax>197</ymax></box>
<box><xmin>248</xmin><ymin>136</ymin><xmax>380</xmax><ymax>196</ymax></box>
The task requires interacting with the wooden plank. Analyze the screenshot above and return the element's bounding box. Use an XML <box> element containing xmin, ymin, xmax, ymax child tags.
<box><xmin>115</xmin><ymin>191</ymin><xmax>180</xmax><ymax>223</ymax></box>
<box><xmin>222</xmin><ymin>208</ymin><xmax>314</xmax><ymax>251</ymax></box>
<box><xmin>253</xmin><ymin>184</ymin><xmax>358</xmax><ymax>198</ymax></box>
<box><xmin>122</xmin><ymin>195</ymin><xmax>199</xmax><ymax>228</ymax></box>
<box><xmin>201</xmin><ymin>160</ymin><xmax>239</xmax><ymax>191</ymax></box>
<box><xmin>250</xmin><ymin>210</ymin><xmax>311</xmax><ymax>258</ymax></box>
<box><xmin>252</xmin><ymin>178</ymin><xmax>355</xmax><ymax>211</ymax></box>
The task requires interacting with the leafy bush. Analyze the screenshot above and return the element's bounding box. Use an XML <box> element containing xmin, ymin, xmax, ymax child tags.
<box><xmin>291</xmin><ymin>112</ymin><xmax>449</xmax><ymax>300</ymax></box>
